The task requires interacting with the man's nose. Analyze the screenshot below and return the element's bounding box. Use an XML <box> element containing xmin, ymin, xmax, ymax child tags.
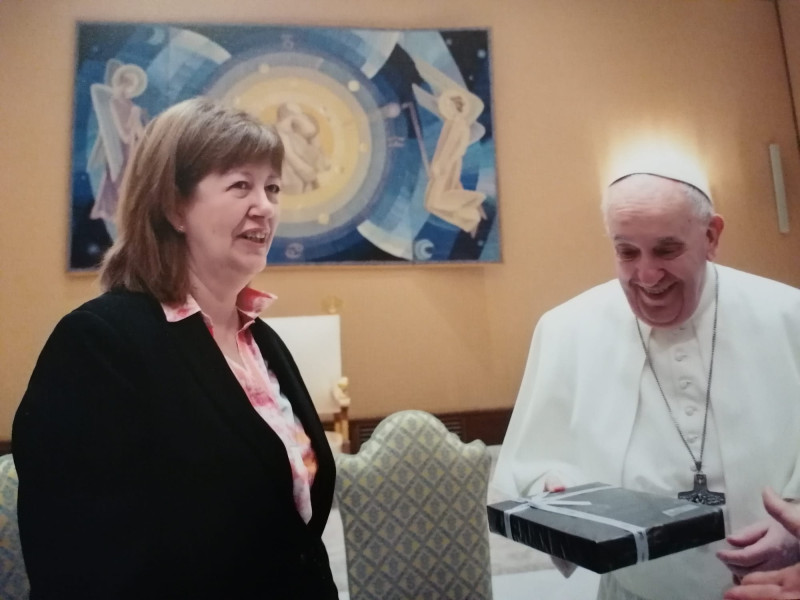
<box><xmin>637</xmin><ymin>256</ymin><xmax>663</xmax><ymax>286</ymax></box>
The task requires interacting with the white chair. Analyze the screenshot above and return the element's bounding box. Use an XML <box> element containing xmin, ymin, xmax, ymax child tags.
<box><xmin>264</xmin><ymin>314</ymin><xmax>350</xmax><ymax>453</ymax></box>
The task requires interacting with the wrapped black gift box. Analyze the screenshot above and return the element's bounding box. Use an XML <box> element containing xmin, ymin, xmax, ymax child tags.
<box><xmin>487</xmin><ymin>482</ymin><xmax>725</xmax><ymax>574</ymax></box>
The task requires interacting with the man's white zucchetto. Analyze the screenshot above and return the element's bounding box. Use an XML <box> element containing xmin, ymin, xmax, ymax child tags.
<box><xmin>607</xmin><ymin>146</ymin><xmax>713</xmax><ymax>202</ymax></box>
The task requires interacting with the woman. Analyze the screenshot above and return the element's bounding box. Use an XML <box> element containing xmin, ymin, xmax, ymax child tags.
<box><xmin>13</xmin><ymin>98</ymin><xmax>338</xmax><ymax>599</ymax></box>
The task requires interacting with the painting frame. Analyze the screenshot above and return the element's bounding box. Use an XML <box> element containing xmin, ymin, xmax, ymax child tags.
<box><xmin>68</xmin><ymin>22</ymin><xmax>501</xmax><ymax>269</ymax></box>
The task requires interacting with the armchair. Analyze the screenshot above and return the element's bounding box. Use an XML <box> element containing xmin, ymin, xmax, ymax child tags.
<box><xmin>0</xmin><ymin>454</ymin><xmax>29</xmax><ymax>599</ymax></box>
<box><xmin>334</xmin><ymin>410</ymin><xmax>493</xmax><ymax>599</ymax></box>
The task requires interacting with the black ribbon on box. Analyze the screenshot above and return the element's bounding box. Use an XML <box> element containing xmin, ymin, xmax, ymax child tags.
<box><xmin>487</xmin><ymin>482</ymin><xmax>725</xmax><ymax>574</ymax></box>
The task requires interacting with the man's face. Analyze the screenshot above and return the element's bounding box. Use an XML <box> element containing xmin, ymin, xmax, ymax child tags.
<box><xmin>605</xmin><ymin>174</ymin><xmax>724</xmax><ymax>328</ymax></box>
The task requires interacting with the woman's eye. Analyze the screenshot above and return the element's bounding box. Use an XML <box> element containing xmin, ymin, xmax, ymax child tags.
<box><xmin>231</xmin><ymin>181</ymin><xmax>249</xmax><ymax>190</ymax></box>
<box><xmin>266</xmin><ymin>184</ymin><xmax>281</xmax><ymax>194</ymax></box>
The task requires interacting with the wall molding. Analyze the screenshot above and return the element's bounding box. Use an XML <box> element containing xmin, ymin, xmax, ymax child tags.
<box><xmin>348</xmin><ymin>407</ymin><xmax>512</xmax><ymax>453</ymax></box>
<box><xmin>0</xmin><ymin>408</ymin><xmax>514</xmax><ymax>457</ymax></box>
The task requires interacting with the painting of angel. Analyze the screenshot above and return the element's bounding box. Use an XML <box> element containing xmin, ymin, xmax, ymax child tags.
<box><xmin>412</xmin><ymin>59</ymin><xmax>487</xmax><ymax>236</ymax></box>
<box><xmin>68</xmin><ymin>24</ymin><xmax>499</xmax><ymax>268</ymax></box>
<box><xmin>87</xmin><ymin>60</ymin><xmax>148</xmax><ymax>222</ymax></box>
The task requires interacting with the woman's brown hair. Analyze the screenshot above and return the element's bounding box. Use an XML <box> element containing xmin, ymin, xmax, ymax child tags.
<box><xmin>100</xmin><ymin>97</ymin><xmax>284</xmax><ymax>303</ymax></box>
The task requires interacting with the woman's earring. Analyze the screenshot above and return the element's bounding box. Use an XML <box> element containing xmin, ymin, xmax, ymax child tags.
<box><xmin>176</xmin><ymin>225</ymin><xmax>185</xmax><ymax>234</ymax></box>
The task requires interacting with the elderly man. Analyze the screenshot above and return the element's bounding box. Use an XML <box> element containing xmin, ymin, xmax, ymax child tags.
<box><xmin>492</xmin><ymin>168</ymin><xmax>800</xmax><ymax>600</ymax></box>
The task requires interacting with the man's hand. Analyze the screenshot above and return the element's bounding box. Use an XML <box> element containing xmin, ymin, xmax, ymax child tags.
<box><xmin>544</xmin><ymin>475</ymin><xmax>565</xmax><ymax>493</ymax></box>
<box><xmin>718</xmin><ymin>488</ymin><xmax>800</xmax><ymax>580</ymax></box>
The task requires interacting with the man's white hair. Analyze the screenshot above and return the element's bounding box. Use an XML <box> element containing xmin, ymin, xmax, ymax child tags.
<box><xmin>600</xmin><ymin>175</ymin><xmax>715</xmax><ymax>231</ymax></box>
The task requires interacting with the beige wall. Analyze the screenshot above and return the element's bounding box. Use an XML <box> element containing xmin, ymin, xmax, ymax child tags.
<box><xmin>2</xmin><ymin>0</ymin><xmax>799</xmax><ymax>438</ymax></box>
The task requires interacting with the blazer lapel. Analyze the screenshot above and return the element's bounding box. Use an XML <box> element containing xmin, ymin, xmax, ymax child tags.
<box><xmin>167</xmin><ymin>315</ymin><xmax>295</xmax><ymax>483</ymax></box>
<box><xmin>251</xmin><ymin>322</ymin><xmax>324</xmax><ymax>438</ymax></box>
<box><xmin>251</xmin><ymin>319</ymin><xmax>335</xmax><ymax>533</ymax></box>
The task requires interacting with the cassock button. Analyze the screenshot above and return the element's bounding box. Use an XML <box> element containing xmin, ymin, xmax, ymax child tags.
<box><xmin>685</xmin><ymin>405</ymin><xmax>696</xmax><ymax>416</ymax></box>
<box><xmin>680</xmin><ymin>379</ymin><xmax>691</xmax><ymax>390</ymax></box>
<box><xmin>675</xmin><ymin>352</ymin><xmax>687</xmax><ymax>362</ymax></box>
<box><xmin>687</xmin><ymin>434</ymin><xmax>698</xmax><ymax>443</ymax></box>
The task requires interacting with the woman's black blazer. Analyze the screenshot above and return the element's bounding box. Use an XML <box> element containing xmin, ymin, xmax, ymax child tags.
<box><xmin>12</xmin><ymin>290</ymin><xmax>338</xmax><ymax>599</ymax></box>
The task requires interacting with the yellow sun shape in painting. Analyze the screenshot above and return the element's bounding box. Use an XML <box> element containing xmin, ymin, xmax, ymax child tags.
<box><xmin>221</xmin><ymin>65</ymin><xmax>370</xmax><ymax>223</ymax></box>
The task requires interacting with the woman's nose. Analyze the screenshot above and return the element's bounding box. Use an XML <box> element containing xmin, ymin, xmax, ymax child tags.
<box><xmin>251</xmin><ymin>188</ymin><xmax>278</xmax><ymax>216</ymax></box>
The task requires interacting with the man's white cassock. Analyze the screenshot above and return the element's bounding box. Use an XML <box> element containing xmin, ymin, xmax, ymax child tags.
<box><xmin>492</xmin><ymin>263</ymin><xmax>800</xmax><ymax>600</ymax></box>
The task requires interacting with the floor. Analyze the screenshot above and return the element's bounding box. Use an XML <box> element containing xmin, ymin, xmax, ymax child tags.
<box><xmin>329</xmin><ymin>568</ymin><xmax>600</xmax><ymax>600</ymax></box>
<box><xmin>322</xmin><ymin>445</ymin><xmax>601</xmax><ymax>599</ymax></box>
<box><xmin>491</xmin><ymin>569</ymin><xmax>600</xmax><ymax>600</ymax></box>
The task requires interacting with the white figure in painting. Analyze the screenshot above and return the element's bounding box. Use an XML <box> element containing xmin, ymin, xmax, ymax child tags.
<box><xmin>412</xmin><ymin>59</ymin><xmax>486</xmax><ymax>236</ymax></box>
<box><xmin>424</xmin><ymin>88</ymin><xmax>486</xmax><ymax>235</ymax></box>
<box><xmin>88</xmin><ymin>61</ymin><xmax>148</xmax><ymax>221</ymax></box>
<box><xmin>274</xmin><ymin>102</ymin><xmax>330</xmax><ymax>196</ymax></box>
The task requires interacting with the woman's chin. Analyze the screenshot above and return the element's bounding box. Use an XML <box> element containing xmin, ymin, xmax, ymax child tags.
<box><xmin>244</xmin><ymin>261</ymin><xmax>267</xmax><ymax>279</ymax></box>
<box><xmin>221</xmin><ymin>258</ymin><xmax>267</xmax><ymax>288</ymax></box>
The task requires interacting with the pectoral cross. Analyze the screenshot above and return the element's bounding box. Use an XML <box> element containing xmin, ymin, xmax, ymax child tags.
<box><xmin>678</xmin><ymin>472</ymin><xmax>726</xmax><ymax>506</ymax></box>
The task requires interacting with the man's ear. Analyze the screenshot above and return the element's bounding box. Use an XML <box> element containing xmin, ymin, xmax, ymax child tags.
<box><xmin>706</xmin><ymin>214</ymin><xmax>725</xmax><ymax>260</ymax></box>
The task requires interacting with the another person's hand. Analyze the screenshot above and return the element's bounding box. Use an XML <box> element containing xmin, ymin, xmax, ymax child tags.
<box><xmin>722</xmin><ymin>488</ymin><xmax>800</xmax><ymax>599</ymax></box>
<box><xmin>723</xmin><ymin>563</ymin><xmax>800</xmax><ymax>599</ymax></box>
<box><xmin>762</xmin><ymin>487</ymin><xmax>800</xmax><ymax>540</ymax></box>
<box><xmin>718</xmin><ymin>488</ymin><xmax>800</xmax><ymax>580</ymax></box>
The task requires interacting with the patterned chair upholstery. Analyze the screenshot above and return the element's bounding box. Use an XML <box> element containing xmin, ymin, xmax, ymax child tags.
<box><xmin>0</xmin><ymin>454</ymin><xmax>29</xmax><ymax>599</ymax></box>
<box><xmin>334</xmin><ymin>410</ymin><xmax>493</xmax><ymax>600</ymax></box>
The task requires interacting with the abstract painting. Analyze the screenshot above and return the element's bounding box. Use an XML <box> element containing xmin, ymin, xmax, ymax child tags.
<box><xmin>69</xmin><ymin>23</ymin><xmax>499</xmax><ymax>268</ymax></box>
